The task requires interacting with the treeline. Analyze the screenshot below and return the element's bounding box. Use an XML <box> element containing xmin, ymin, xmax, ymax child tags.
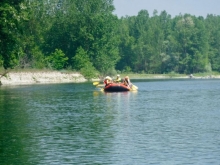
<box><xmin>1</xmin><ymin>0</ymin><xmax>220</xmax><ymax>78</ymax></box>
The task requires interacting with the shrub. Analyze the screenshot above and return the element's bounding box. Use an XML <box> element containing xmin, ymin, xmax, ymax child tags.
<box><xmin>46</xmin><ymin>49</ymin><xmax>68</xmax><ymax>70</ymax></box>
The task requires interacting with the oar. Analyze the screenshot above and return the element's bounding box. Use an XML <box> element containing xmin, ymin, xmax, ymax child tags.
<box><xmin>133</xmin><ymin>84</ymin><xmax>138</xmax><ymax>89</ymax></box>
<box><xmin>93</xmin><ymin>81</ymin><xmax>105</xmax><ymax>88</ymax></box>
<box><xmin>131</xmin><ymin>84</ymin><xmax>138</xmax><ymax>91</ymax></box>
<box><xmin>96</xmin><ymin>84</ymin><xmax>105</xmax><ymax>87</ymax></box>
<box><xmin>93</xmin><ymin>82</ymin><xmax>100</xmax><ymax>86</ymax></box>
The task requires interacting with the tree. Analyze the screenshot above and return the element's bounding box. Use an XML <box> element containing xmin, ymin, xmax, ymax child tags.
<box><xmin>116</xmin><ymin>17</ymin><xmax>136</xmax><ymax>72</ymax></box>
<box><xmin>172</xmin><ymin>15</ymin><xmax>209</xmax><ymax>73</ymax></box>
<box><xmin>205</xmin><ymin>15</ymin><xmax>220</xmax><ymax>72</ymax></box>
<box><xmin>0</xmin><ymin>0</ymin><xmax>26</xmax><ymax>69</ymax></box>
<box><xmin>72</xmin><ymin>47</ymin><xmax>98</xmax><ymax>79</ymax></box>
<box><xmin>46</xmin><ymin>49</ymin><xmax>68</xmax><ymax>70</ymax></box>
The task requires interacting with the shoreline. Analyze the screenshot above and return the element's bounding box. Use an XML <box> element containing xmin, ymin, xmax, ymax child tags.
<box><xmin>121</xmin><ymin>73</ymin><xmax>220</xmax><ymax>80</ymax></box>
<box><xmin>1</xmin><ymin>71</ymin><xmax>220</xmax><ymax>86</ymax></box>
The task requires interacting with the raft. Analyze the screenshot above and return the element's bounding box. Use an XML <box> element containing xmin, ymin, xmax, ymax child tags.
<box><xmin>104</xmin><ymin>83</ymin><xmax>131</xmax><ymax>92</ymax></box>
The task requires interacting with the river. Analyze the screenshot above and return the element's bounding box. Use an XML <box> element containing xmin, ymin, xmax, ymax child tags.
<box><xmin>0</xmin><ymin>79</ymin><xmax>220</xmax><ymax>164</ymax></box>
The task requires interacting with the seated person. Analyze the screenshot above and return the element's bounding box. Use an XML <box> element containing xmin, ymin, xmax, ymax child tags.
<box><xmin>103</xmin><ymin>76</ymin><xmax>112</xmax><ymax>86</ymax></box>
<box><xmin>114</xmin><ymin>74</ymin><xmax>121</xmax><ymax>83</ymax></box>
<box><xmin>123</xmin><ymin>76</ymin><xmax>132</xmax><ymax>88</ymax></box>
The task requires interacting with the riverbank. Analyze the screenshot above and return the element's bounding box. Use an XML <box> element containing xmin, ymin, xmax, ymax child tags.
<box><xmin>0</xmin><ymin>71</ymin><xmax>86</xmax><ymax>85</ymax></box>
<box><xmin>1</xmin><ymin>71</ymin><xmax>220</xmax><ymax>86</ymax></box>
<box><xmin>92</xmin><ymin>73</ymin><xmax>220</xmax><ymax>82</ymax></box>
<box><xmin>120</xmin><ymin>73</ymin><xmax>220</xmax><ymax>80</ymax></box>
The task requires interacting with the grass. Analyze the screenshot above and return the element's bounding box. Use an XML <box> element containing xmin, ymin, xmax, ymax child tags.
<box><xmin>193</xmin><ymin>72</ymin><xmax>219</xmax><ymax>77</ymax></box>
<box><xmin>119</xmin><ymin>71</ymin><xmax>220</xmax><ymax>79</ymax></box>
<box><xmin>118</xmin><ymin>73</ymin><xmax>188</xmax><ymax>79</ymax></box>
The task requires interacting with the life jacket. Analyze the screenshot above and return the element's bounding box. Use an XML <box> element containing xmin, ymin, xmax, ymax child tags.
<box><xmin>104</xmin><ymin>79</ymin><xmax>107</xmax><ymax>85</ymax></box>
<box><xmin>104</xmin><ymin>79</ymin><xmax>111</xmax><ymax>86</ymax></box>
<box><xmin>115</xmin><ymin>77</ymin><xmax>121</xmax><ymax>82</ymax></box>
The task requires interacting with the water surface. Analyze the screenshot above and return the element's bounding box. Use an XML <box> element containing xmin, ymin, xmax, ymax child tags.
<box><xmin>0</xmin><ymin>79</ymin><xmax>220</xmax><ymax>164</ymax></box>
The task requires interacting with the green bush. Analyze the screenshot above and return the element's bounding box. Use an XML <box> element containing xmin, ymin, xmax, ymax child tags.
<box><xmin>46</xmin><ymin>49</ymin><xmax>68</xmax><ymax>70</ymax></box>
<box><xmin>72</xmin><ymin>47</ymin><xmax>89</xmax><ymax>70</ymax></box>
<box><xmin>122</xmin><ymin>66</ymin><xmax>132</xmax><ymax>73</ymax></box>
<box><xmin>80</xmin><ymin>62</ymin><xmax>98</xmax><ymax>80</ymax></box>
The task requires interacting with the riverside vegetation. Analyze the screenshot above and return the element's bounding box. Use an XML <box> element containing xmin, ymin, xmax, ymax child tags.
<box><xmin>1</xmin><ymin>0</ymin><xmax>220</xmax><ymax>81</ymax></box>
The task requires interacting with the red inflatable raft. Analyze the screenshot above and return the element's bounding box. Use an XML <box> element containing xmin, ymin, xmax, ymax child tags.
<box><xmin>104</xmin><ymin>83</ymin><xmax>130</xmax><ymax>92</ymax></box>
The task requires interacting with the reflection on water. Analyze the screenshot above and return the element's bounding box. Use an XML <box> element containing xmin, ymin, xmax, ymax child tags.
<box><xmin>1</xmin><ymin>80</ymin><xmax>220</xmax><ymax>164</ymax></box>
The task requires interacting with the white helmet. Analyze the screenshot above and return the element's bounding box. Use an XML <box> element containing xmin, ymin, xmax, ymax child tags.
<box><xmin>105</xmin><ymin>76</ymin><xmax>112</xmax><ymax>80</ymax></box>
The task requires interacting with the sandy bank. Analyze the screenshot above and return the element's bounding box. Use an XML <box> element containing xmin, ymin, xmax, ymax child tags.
<box><xmin>0</xmin><ymin>71</ymin><xmax>86</xmax><ymax>85</ymax></box>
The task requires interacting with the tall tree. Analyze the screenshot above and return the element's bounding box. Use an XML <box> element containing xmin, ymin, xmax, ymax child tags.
<box><xmin>116</xmin><ymin>16</ymin><xmax>136</xmax><ymax>72</ymax></box>
<box><xmin>0</xmin><ymin>0</ymin><xmax>26</xmax><ymax>69</ymax></box>
<box><xmin>173</xmin><ymin>14</ymin><xmax>209</xmax><ymax>73</ymax></box>
<box><xmin>205</xmin><ymin>14</ymin><xmax>220</xmax><ymax>72</ymax></box>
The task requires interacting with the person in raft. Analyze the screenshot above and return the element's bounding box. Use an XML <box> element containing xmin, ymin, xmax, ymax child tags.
<box><xmin>114</xmin><ymin>74</ymin><xmax>121</xmax><ymax>83</ymax></box>
<box><xmin>123</xmin><ymin>76</ymin><xmax>132</xmax><ymax>88</ymax></box>
<box><xmin>104</xmin><ymin>76</ymin><xmax>112</xmax><ymax>86</ymax></box>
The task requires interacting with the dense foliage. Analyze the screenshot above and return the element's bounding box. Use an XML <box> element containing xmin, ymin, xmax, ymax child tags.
<box><xmin>1</xmin><ymin>0</ymin><xmax>220</xmax><ymax>78</ymax></box>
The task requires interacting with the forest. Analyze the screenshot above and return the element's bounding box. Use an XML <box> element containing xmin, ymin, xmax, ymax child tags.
<box><xmin>1</xmin><ymin>0</ymin><xmax>220</xmax><ymax>78</ymax></box>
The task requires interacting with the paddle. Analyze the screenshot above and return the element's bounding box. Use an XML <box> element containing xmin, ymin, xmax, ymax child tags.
<box><xmin>96</xmin><ymin>84</ymin><xmax>105</xmax><ymax>87</ymax></box>
<box><xmin>131</xmin><ymin>84</ymin><xmax>138</xmax><ymax>91</ymax></box>
<box><xmin>93</xmin><ymin>82</ymin><xmax>100</xmax><ymax>86</ymax></box>
<box><xmin>93</xmin><ymin>81</ymin><xmax>105</xmax><ymax>88</ymax></box>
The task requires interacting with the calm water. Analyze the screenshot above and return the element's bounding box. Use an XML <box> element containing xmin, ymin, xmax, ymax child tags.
<box><xmin>0</xmin><ymin>79</ymin><xmax>220</xmax><ymax>165</ymax></box>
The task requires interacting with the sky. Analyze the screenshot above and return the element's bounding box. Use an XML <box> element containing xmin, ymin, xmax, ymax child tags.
<box><xmin>113</xmin><ymin>0</ymin><xmax>220</xmax><ymax>18</ymax></box>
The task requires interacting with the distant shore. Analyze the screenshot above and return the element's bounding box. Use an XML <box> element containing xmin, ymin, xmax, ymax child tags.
<box><xmin>119</xmin><ymin>73</ymin><xmax>220</xmax><ymax>80</ymax></box>
<box><xmin>1</xmin><ymin>71</ymin><xmax>220</xmax><ymax>86</ymax></box>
